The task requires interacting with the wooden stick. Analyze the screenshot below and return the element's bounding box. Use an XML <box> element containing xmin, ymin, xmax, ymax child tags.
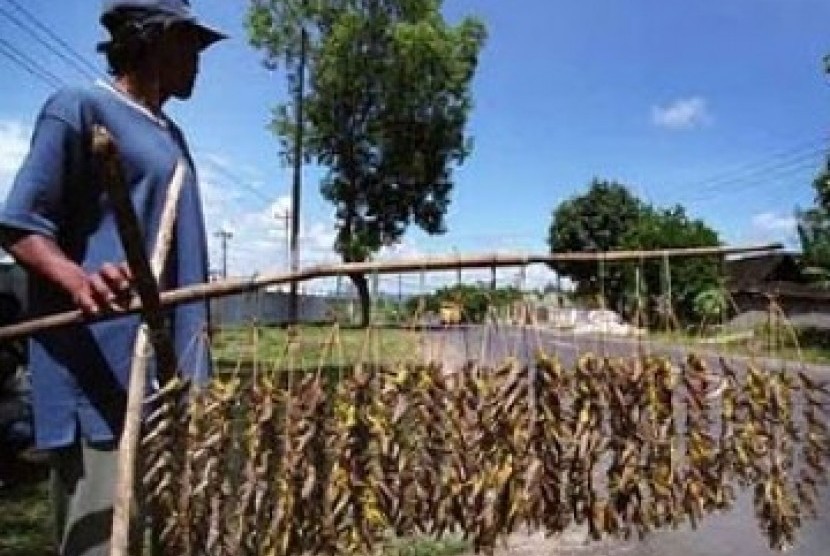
<box><xmin>112</xmin><ymin>160</ymin><xmax>187</xmax><ymax>556</ymax></box>
<box><xmin>0</xmin><ymin>243</ymin><xmax>782</xmax><ymax>342</ymax></box>
<box><xmin>90</xmin><ymin>126</ymin><xmax>184</xmax><ymax>556</ymax></box>
<box><xmin>91</xmin><ymin>127</ymin><xmax>179</xmax><ymax>381</ymax></box>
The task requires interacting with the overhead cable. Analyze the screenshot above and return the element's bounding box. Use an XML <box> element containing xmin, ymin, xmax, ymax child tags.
<box><xmin>0</xmin><ymin>37</ymin><xmax>64</xmax><ymax>89</ymax></box>
<box><xmin>2</xmin><ymin>0</ymin><xmax>102</xmax><ymax>80</ymax></box>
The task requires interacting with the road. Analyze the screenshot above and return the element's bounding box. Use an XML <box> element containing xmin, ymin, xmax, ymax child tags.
<box><xmin>432</xmin><ymin>325</ymin><xmax>830</xmax><ymax>556</ymax></box>
<box><xmin>441</xmin><ymin>325</ymin><xmax>830</xmax><ymax>375</ymax></box>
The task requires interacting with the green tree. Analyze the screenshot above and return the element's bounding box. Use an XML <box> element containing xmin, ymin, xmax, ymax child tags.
<box><xmin>693</xmin><ymin>285</ymin><xmax>730</xmax><ymax>329</ymax></box>
<box><xmin>812</xmin><ymin>145</ymin><xmax>830</xmax><ymax>210</ymax></box>
<box><xmin>796</xmin><ymin>207</ymin><xmax>830</xmax><ymax>281</ymax></box>
<box><xmin>247</xmin><ymin>0</ymin><xmax>487</xmax><ymax>326</ymax></box>
<box><xmin>795</xmin><ymin>155</ymin><xmax>830</xmax><ymax>285</ymax></box>
<box><xmin>620</xmin><ymin>205</ymin><xmax>721</xmax><ymax>325</ymax></box>
<box><xmin>405</xmin><ymin>284</ymin><xmax>522</xmax><ymax>323</ymax></box>
<box><xmin>547</xmin><ymin>180</ymin><xmax>644</xmax><ymax>310</ymax></box>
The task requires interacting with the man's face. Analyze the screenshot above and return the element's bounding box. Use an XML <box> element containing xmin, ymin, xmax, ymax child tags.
<box><xmin>158</xmin><ymin>23</ymin><xmax>202</xmax><ymax>100</ymax></box>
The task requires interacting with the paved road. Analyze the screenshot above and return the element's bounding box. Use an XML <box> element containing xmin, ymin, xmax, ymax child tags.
<box><xmin>435</xmin><ymin>326</ymin><xmax>830</xmax><ymax>556</ymax></box>
<box><xmin>441</xmin><ymin>325</ymin><xmax>830</xmax><ymax>375</ymax></box>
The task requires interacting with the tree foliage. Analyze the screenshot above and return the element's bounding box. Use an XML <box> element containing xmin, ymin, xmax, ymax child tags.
<box><xmin>795</xmin><ymin>56</ymin><xmax>830</xmax><ymax>283</ymax></box>
<box><xmin>547</xmin><ymin>181</ymin><xmax>721</xmax><ymax>324</ymax></box>
<box><xmin>547</xmin><ymin>180</ymin><xmax>644</xmax><ymax>310</ymax></box>
<box><xmin>796</xmin><ymin>155</ymin><xmax>830</xmax><ymax>284</ymax></box>
<box><xmin>247</xmin><ymin>0</ymin><xmax>487</xmax><ymax>325</ymax></box>
<box><xmin>406</xmin><ymin>284</ymin><xmax>523</xmax><ymax>323</ymax></box>
<box><xmin>796</xmin><ymin>208</ymin><xmax>830</xmax><ymax>272</ymax></box>
<box><xmin>620</xmin><ymin>205</ymin><xmax>721</xmax><ymax>325</ymax></box>
<box><xmin>693</xmin><ymin>286</ymin><xmax>730</xmax><ymax>327</ymax></box>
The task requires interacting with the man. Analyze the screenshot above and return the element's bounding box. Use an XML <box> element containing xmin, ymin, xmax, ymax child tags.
<box><xmin>0</xmin><ymin>1</ymin><xmax>225</xmax><ymax>554</ymax></box>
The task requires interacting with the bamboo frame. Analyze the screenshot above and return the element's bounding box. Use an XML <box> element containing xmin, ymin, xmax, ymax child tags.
<box><xmin>0</xmin><ymin>242</ymin><xmax>781</xmax><ymax>341</ymax></box>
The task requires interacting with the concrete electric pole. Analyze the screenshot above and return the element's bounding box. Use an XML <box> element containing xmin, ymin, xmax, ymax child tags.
<box><xmin>215</xmin><ymin>229</ymin><xmax>233</xmax><ymax>279</ymax></box>
<box><xmin>289</xmin><ymin>27</ymin><xmax>308</xmax><ymax>324</ymax></box>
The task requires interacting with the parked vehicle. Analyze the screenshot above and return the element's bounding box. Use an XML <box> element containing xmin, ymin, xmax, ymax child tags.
<box><xmin>440</xmin><ymin>301</ymin><xmax>463</xmax><ymax>325</ymax></box>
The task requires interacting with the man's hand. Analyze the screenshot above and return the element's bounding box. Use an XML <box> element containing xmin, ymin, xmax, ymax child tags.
<box><xmin>71</xmin><ymin>262</ymin><xmax>134</xmax><ymax>315</ymax></box>
<box><xmin>0</xmin><ymin>230</ymin><xmax>135</xmax><ymax>316</ymax></box>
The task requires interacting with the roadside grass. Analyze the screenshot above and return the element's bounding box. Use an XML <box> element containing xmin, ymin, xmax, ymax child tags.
<box><xmin>0</xmin><ymin>480</ymin><xmax>52</xmax><ymax>556</ymax></box>
<box><xmin>645</xmin><ymin>328</ymin><xmax>830</xmax><ymax>365</ymax></box>
<box><xmin>384</xmin><ymin>535</ymin><xmax>470</xmax><ymax>556</ymax></box>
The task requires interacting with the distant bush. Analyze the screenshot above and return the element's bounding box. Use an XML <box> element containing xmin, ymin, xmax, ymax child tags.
<box><xmin>405</xmin><ymin>284</ymin><xmax>523</xmax><ymax>323</ymax></box>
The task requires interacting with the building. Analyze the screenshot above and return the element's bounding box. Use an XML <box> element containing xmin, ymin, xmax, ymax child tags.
<box><xmin>725</xmin><ymin>252</ymin><xmax>830</xmax><ymax>329</ymax></box>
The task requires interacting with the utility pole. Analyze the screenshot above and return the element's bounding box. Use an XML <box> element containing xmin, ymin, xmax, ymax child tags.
<box><xmin>453</xmin><ymin>246</ymin><xmax>461</xmax><ymax>285</ymax></box>
<box><xmin>289</xmin><ymin>27</ymin><xmax>308</xmax><ymax>323</ymax></box>
<box><xmin>215</xmin><ymin>229</ymin><xmax>233</xmax><ymax>279</ymax></box>
<box><xmin>275</xmin><ymin>208</ymin><xmax>291</xmax><ymax>271</ymax></box>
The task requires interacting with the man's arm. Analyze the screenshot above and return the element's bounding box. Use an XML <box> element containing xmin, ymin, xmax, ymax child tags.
<box><xmin>1</xmin><ymin>229</ymin><xmax>133</xmax><ymax>316</ymax></box>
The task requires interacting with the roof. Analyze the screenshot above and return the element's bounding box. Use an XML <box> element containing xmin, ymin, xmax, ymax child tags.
<box><xmin>725</xmin><ymin>252</ymin><xmax>805</xmax><ymax>291</ymax></box>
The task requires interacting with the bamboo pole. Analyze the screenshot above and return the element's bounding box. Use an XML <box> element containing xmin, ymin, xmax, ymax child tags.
<box><xmin>111</xmin><ymin>160</ymin><xmax>186</xmax><ymax>556</ymax></box>
<box><xmin>90</xmin><ymin>127</ymin><xmax>178</xmax><ymax>381</ymax></box>
<box><xmin>0</xmin><ymin>243</ymin><xmax>782</xmax><ymax>342</ymax></box>
<box><xmin>90</xmin><ymin>127</ymin><xmax>184</xmax><ymax>556</ymax></box>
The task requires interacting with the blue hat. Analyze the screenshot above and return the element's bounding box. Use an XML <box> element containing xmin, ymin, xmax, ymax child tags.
<box><xmin>101</xmin><ymin>0</ymin><xmax>227</xmax><ymax>50</ymax></box>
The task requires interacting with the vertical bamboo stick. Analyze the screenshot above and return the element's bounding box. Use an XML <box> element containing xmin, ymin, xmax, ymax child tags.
<box><xmin>90</xmin><ymin>126</ymin><xmax>187</xmax><ymax>556</ymax></box>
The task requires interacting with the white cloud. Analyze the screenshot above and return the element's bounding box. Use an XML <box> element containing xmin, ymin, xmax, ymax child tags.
<box><xmin>751</xmin><ymin>211</ymin><xmax>797</xmax><ymax>234</ymax></box>
<box><xmin>734</xmin><ymin>211</ymin><xmax>799</xmax><ymax>250</ymax></box>
<box><xmin>269</xmin><ymin>195</ymin><xmax>292</xmax><ymax>220</ymax></box>
<box><xmin>306</xmin><ymin>221</ymin><xmax>338</xmax><ymax>254</ymax></box>
<box><xmin>378</xmin><ymin>242</ymin><xmax>426</xmax><ymax>261</ymax></box>
<box><xmin>196</xmin><ymin>157</ymin><xmax>340</xmax><ymax>279</ymax></box>
<box><xmin>0</xmin><ymin>120</ymin><xmax>31</xmax><ymax>199</ymax></box>
<box><xmin>651</xmin><ymin>97</ymin><xmax>713</xmax><ymax>130</ymax></box>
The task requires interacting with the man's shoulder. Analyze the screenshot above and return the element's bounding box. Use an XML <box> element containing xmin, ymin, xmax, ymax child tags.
<box><xmin>43</xmin><ymin>83</ymin><xmax>107</xmax><ymax>107</ymax></box>
<box><xmin>39</xmin><ymin>83</ymin><xmax>112</xmax><ymax>127</ymax></box>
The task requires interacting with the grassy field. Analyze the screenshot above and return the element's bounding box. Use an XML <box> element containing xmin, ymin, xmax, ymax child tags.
<box><xmin>0</xmin><ymin>324</ymin><xmax>447</xmax><ymax>556</ymax></box>
<box><xmin>212</xmin><ymin>323</ymin><xmax>432</xmax><ymax>371</ymax></box>
<box><xmin>0</xmin><ymin>480</ymin><xmax>52</xmax><ymax>556</ymax></box>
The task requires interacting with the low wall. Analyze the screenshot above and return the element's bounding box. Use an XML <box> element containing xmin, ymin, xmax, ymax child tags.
<box><xmin>210</xmin><ymin>290</ymin><xmax>332</xmax><ymax>326</ymax></box>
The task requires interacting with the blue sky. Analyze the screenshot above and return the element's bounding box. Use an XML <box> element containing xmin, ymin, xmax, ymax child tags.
<box><xmin>1</xmin><ymin>0</ymin><xmax>829</xmax><ymax>291</ymax></box>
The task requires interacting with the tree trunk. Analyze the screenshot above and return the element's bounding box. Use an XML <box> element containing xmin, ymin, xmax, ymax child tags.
<box><xmin>349</xmin><ymin>272</ymin><xmax>371</xmax><ymax>328</ymax></box>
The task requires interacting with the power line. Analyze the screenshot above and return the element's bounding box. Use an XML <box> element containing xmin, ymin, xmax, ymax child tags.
<box><xmin>701</xmin><ymin>137</ymin><xmax>825</xmax><ymax>184</ymax></box>
<box><xmin>2</xmin><ymin>0</ymin><xmax>102</xmax><ymax>80</ymax></box>
<box><xmin>694</xmin><ymin>147</ymin><xmax>825</xmax><ymax>194</ymax></box>
<box><xmin>0</xmin><ymin>37</ymin><xmax>64</xmax><ymax>89</ymax></box>
<box><xmin>199</xmin><ymin>154</ymin><xmax>278</xmax><ymax>204</ymax></box>
<box><xmin>674</xmin><ymin>138</ymin><xmax>828</xmax><ymax>196</ymax></box>
<box><xmin>663</xmin><ymin>138</ymin><xmax>827</xmax><ymax>206</ymax></box>
<box><xmin>0</xmin><ymin>4</ymin><xmax>97</xmax><ymax>81</ymax></box>
<box><xmin>681</xmin><ymin>157</ymin><xmax>822</xmax><ymax>204</ymax></box>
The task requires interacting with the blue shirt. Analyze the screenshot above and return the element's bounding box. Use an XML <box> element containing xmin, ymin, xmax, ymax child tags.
<box><xmin>0</xmin><ymin>83</ymin><xmax>211</xmax><ymax>449</ymax></box>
